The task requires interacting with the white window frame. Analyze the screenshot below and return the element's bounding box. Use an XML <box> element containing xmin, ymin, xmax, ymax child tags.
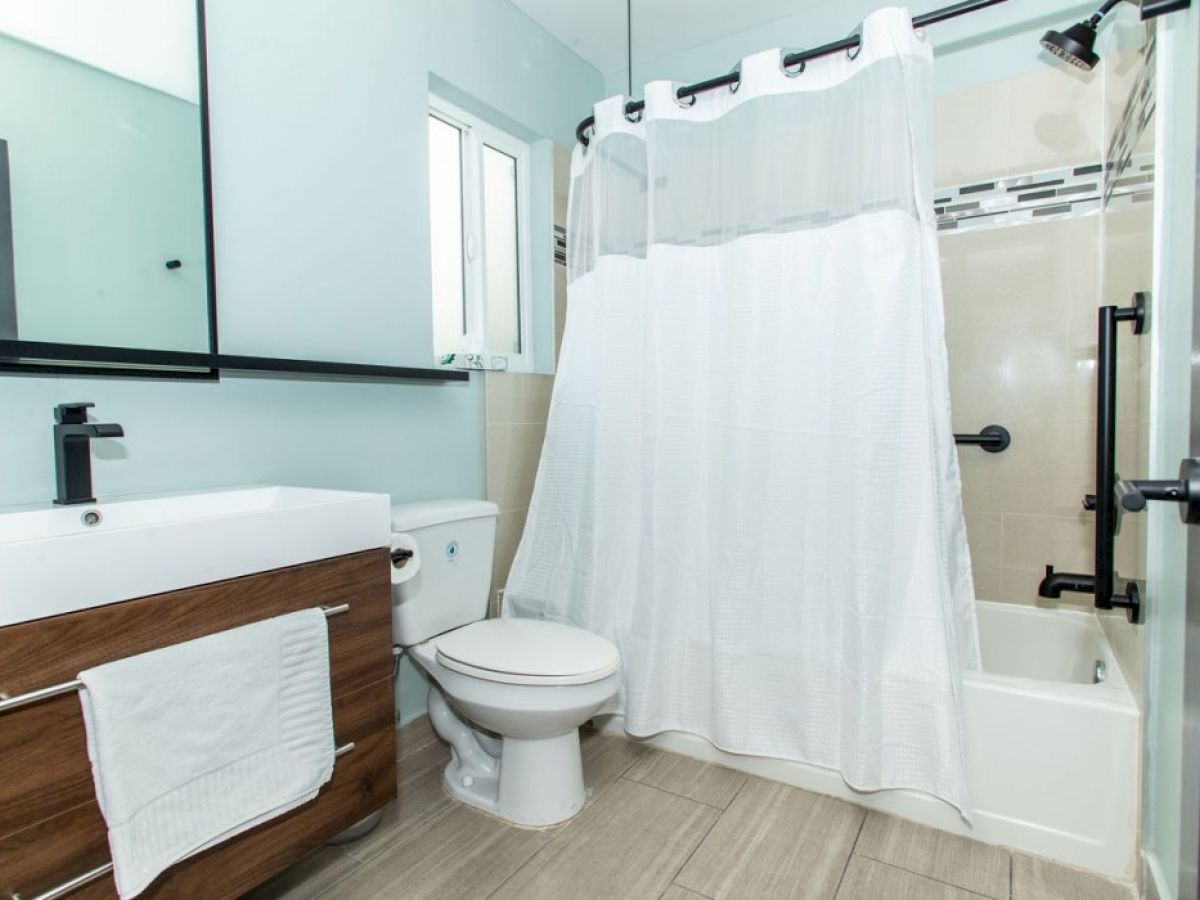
<box><xmin>429</xmin><ymin>95</ymin><xmax>533</xmax><ymax>372</ymax></box>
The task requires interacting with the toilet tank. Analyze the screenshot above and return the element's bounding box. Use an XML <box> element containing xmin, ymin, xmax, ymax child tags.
<box><xmin>390</xmin><ymin>499</ymin><xmax>499</xmax><ymax>646</ymax></box>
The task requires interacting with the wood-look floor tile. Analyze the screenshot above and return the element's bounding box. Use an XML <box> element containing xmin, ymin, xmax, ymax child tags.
<box><xmin>854</xmin><ymin>813</ymin><xmax>1009</xmax><ymax>899</ymax></box>
<box><xmin>837</xmin><ymin>856</ymin><xmax>986</xmax><ymax>900</ymax></box>
<box><xmin>624</xmin><ymin>748</ymin><xmax>747</xmax><ymax>808</ymax></box>
<box><xmin>329</xmin><ymin>804</ymin><xmax>550</xmax><ymax>899</ymax></box>
<box><xmin>661</xmin><ymin>885</ymin><xmax>714</xmax><ymax>900</ymax></box>
<box><xmin>581</xmin><ymin>727</ymin><xmax>648</xmax><ymax>804</ymax></box>
<box><xmin>395</xmin><ymin>715</ymin><xmax>437</xmax><ymax>760</ymax></box>
<box><xmin>243</xmin><ymin>845</ymin><xmax>360</xmax><ymax>899</ymax></box>
<box><xmin>1011</xmin><ymin>853</ymin><xmax>1136</xmax><ymax>900</ymax></box>
<box><xmin>342</xmin><ymin>737</ymin><xmax>452</xmax><ymax>864</ymax></box>
<box><xmin>675</xmin><ymin>776</ymin><xmax>864</xmax><ymax>899</ymax></box>
<box><xmin>491</xmin><ymin>779</ymin><xmax>720</xmax><ymax>900</ymax></box>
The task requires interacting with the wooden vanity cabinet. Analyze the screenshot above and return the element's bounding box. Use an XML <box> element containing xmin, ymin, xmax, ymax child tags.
<box><xmin>0</xmin><ymin>548</ymin><xmax>397</xmax><ymax>898</ymax></box>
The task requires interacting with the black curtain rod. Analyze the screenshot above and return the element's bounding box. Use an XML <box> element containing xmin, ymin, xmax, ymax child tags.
<box><xmin>575</xmin><ymin>0</ymin><xmax>1011</xmax><ymax>146</ymax></box>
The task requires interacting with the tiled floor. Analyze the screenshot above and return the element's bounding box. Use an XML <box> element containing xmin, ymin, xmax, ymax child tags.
<box><xmin>248</xmin><ymin>718</ymin><xmax>1136</xmax><ymax>900</ymax></box>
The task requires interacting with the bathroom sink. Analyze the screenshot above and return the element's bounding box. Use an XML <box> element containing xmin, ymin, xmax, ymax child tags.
<box><xmin>0</xmin><ymin>486</ymin><xmax>392</xmax><ymax>627</ymax></box>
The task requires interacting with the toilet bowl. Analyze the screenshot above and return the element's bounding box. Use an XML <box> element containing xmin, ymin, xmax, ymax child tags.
<box><xmin>390</xmin><ymin>500</ymin><xmax>620</xmax><ymax>827</ymax></box>
<box><xmin>411</xmin><ymin>619</ymin><xmax>619</xmax><ymax>825</ymax></box>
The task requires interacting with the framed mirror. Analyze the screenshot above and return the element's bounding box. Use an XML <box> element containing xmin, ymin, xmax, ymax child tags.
<box><xmin>0</xmin><ymin>1</ymin><xmax>217</xmax><ymax>377</ymax></box>
<box><xmin>0</xmin><ymin>2</ymin><xmax>460</xmax><ymax>382</ymax></box>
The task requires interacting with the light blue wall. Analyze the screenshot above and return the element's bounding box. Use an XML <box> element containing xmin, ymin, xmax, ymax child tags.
<box><xmin>205</xmin><ymin>0</ymin><xmax>595</xmax><ymax>371</ymax></box>
<box><xmin>0</xmin><ymin>0</ymin><xmax>603</xmax><ymax>723</ymax></box>
<box><xmin>602</xmin><ymin>0</ymin><xmax>1096</xmax><ymax>100</ymax></box>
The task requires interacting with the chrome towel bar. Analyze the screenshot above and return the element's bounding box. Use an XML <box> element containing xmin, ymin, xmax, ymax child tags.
<box><xmin>12</xmin><ymin>743</ymin><xmax>357</xmax><ymax>900</ymax></box>
<box><xmin>0</xmin><ymin>603</ymin><xmax>350</xmax><ymax>715</ymax></box>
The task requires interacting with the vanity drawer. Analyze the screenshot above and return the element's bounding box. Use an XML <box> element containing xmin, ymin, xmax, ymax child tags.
<box><xmin>0</xmin><ymin>549</ymin><xmax>397</xmax><ymax>898</ymax></box>
<box><xmin>0</xmin><ymin>548</ymin><xmax>392</xmax><ymax>695</ymax></box>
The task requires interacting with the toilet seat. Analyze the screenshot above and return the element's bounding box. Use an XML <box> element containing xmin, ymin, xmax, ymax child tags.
<box><xmin>435</xmin><ymin>618</ymin><xmax>619</xmax><ymax>686</ymax></box>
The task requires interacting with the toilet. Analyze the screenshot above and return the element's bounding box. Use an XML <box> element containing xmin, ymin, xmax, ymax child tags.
<box><xmin>390</xmin><ymin>499</ymin><xmax>620</xmax><ymax>827</ymax></box>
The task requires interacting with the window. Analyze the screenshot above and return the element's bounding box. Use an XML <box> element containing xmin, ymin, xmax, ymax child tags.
<box><xmin>428</xmin><ymin>98</ymin><xmax>531</xmax><ymax>370</ymax></box>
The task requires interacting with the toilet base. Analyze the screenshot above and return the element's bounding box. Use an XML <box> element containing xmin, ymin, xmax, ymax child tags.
<box><xmin>429</xmin><ymin>685</ymin><xmax>587</xmax><ymax>827</ymax></box>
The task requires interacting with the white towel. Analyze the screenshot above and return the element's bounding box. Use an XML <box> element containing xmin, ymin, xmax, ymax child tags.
<box><xmin>78</xmin><ymin>608</ymin><xmax>336</xmax><ymax>898</ymax></box>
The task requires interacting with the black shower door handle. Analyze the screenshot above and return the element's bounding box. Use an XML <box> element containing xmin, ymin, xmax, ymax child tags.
<box><xmin>1116</xmin><ymin>458</ymin><xmax>1200</xmax><ymax>525</ymax></box>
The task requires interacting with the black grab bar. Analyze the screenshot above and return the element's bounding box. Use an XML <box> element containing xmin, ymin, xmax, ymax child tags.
<box><xmin>1038</xmin><ymin>292</ymin><xmax>1147</xmax><ymax>623</ymax></box>
<box><xmin>954</xmin><ymin>425</ymin><xmax>1011</xmax><ymax>453</ymax></box>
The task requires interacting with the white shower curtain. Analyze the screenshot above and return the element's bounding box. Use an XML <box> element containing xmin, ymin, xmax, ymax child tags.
<box><xmin>506</xmin><ymin>7</ymin><xmax>980</xmax><ymax>813</ymax></box>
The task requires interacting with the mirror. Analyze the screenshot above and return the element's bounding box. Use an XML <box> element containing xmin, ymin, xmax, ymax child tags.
<box><xmin>0</xmin><ymin>1</ymin><xmax>212</xmax><ymax>356</ymax></box>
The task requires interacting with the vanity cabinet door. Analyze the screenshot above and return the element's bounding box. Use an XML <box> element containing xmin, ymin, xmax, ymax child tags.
<box><xmin>0</xmin><ymin>549</ymin><xmax>397</xmax><ymax>899</ymax></box>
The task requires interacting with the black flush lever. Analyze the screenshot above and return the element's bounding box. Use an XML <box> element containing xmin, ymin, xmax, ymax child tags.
<box><xmin>1116</xmin><ymin>458</ymin><xmax>1200</xmax><ymax>524</ymax></box>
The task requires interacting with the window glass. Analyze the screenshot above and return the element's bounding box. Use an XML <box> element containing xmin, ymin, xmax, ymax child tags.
<box><xmin>428</xmin><ymin>115</ymin><xmax>464</xmax><ymax>360</ymax></box>
<box><xmin>482</xmin><ymin>144</ymin><xmax>521</xmax><ymax>355</ymax></box>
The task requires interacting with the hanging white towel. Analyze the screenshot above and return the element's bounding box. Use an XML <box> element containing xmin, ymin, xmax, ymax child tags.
<box><xmin>78</xmin><ymin>608</ymin><xmax>336</xmax><ymax>898</ymax></box>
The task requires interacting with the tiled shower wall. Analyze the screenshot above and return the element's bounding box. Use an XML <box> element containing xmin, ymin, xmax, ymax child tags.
<box><xmin>940</xmin><ymin>34</ymin><xmax>1153</xmax><ymax>701</ymax></box>
<box><xmin>484</xmin><ymin>143</ymin><xmax>571</xmax><ymax>606</ymax></box>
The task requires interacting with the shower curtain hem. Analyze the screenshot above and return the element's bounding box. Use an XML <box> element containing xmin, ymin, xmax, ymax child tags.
<box><xmin>613</xmin><ymin>716</ymin><xmax>972</xmax><ymax>821</ymax></box>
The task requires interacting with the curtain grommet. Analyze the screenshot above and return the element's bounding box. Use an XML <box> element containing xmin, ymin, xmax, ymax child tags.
<box><xmin>674</xmin><ymin>91</ymin><xmax>697</xmax><ymax>109</ymax></box>
<box><xmin>624</xmin><ymin>105</ymin><xmax>643</xmax><ymax>124</ymax></box>
<box><xmin>780</xmin><ymin>53</ymin><xmax>806</xmax><ymax>77</ymax></box>
<box><xmin>846</xmin><ymin>39</ymin><xmax>863</xmax><ymax>61</ymax></box>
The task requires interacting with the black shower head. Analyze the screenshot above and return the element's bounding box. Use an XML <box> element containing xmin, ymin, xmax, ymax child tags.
<box><xmin>1040</xmin><ymin>19</ymin><xmax>1101</xmax><ymax>71</ymax></box>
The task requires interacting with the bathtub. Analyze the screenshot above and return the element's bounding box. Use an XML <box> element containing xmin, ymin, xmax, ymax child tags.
<box><xmin>597</xmin><ymin>601</ymin><xmax>1140</xmax><ymax>880</ymax></box>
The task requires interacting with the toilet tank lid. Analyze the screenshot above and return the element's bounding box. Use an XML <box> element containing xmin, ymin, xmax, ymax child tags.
<box><xmin>390</xmin><ymin>499</ymin><xmax>499</xmax><ymax>532</ymax></box>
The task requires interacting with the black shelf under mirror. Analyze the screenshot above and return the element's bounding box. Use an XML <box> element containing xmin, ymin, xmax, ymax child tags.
<box><xmin>0</xmin><ymin>340</ymin><xmax>468</xmax><ymax>383</ymax></box>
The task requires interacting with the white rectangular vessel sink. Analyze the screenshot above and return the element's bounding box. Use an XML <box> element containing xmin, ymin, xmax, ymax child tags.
<box><xmin>0</xmin><ymin>486</ymin><xmax>392</xmax><ymax>627</ymax></box>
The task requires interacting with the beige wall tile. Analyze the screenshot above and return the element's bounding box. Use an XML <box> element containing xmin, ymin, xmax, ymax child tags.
<box><xmin>491</xmin><ymin>507</ymin><xmax>528</xmax><ymax>598</ymax></box>
<box><xmin>486</xmin><ymin>371</ymin><xmax>523</xmax><ymax>425</ymax></box>
<box><xmin>555</xmin><ymin>264</ymin><xmax>568</xmax><ymax>362</ymax></box>
<box><xmin>964</xmin><ymin>513</ymin><xmax>1002</xmax><ymax>602</ymax></box>
<box><xmin>1006</xmin><ymin>65</ymin><xmax>1104</xmax><ymax>175</ymax></box>
<box><xmin>956</xmin><ymin>415</ymin><xmax>1094</xmax><ymax>519</ymax></box>
<box><xmin>934</xmin><ymin>79</ymin><xmax>1010</xmax><ymax>186</ymax></box>
<box><xmin>1003</xmin><ymin>513</ymin><xmax>1093</xmax><ymax>574</ymax></box>
<box><xmin>553</xmin><ymin>142</ymin><xmax>571</xmax><ymax>225</ymax></box>
<box><xmin>486</xmin><ymin>422</ymin><xmax>546</xmax><ymax>513</ymax></box>
<box><xmin>1099</xmin><ymin>612</ymin><xmax>1145</xmax><ymax>703</ymax></box>
<box><xmin>523</xmin><ymin>374</ymin><xmax>554</xmax><ymax>424</ymax></box>
<box><xmin>486</xmin><ymin>424</ymin><xmax>511</xmax><ymax>507</ymax></box>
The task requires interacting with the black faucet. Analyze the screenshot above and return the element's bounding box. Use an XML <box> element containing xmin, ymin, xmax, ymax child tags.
<box><xmin>53</xmin><ymin>402</ymin><xmax>125</xmax><ymax>505</ymax></box>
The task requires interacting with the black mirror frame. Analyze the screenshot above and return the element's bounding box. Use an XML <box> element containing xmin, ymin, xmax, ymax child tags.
<box><xmin>0</xmin><ymin>0</ymin><xmax>466</xmax><ymax>384</ymax></box>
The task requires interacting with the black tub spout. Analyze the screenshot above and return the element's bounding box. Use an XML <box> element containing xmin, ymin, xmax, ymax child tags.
<box><xmin>1037</xmin><ymin>565</ymin><xmax>1096</xmax><ymax>599</ymax></box>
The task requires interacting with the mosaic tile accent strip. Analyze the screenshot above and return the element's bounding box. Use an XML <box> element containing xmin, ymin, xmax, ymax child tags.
<box><xmin>554</xmin><ymin>224</ymin><xmax>567</xmax><ymax>265</ymax></box>
<box><xmin>1106</xmin><ymin>33</ymin><xmax>1156</xmax><ymax>204</ymax></box>
<box><xmin>935</xmin><ymin>154</ymin><xmax>1154</xmax><ymax>234</ymax></box>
